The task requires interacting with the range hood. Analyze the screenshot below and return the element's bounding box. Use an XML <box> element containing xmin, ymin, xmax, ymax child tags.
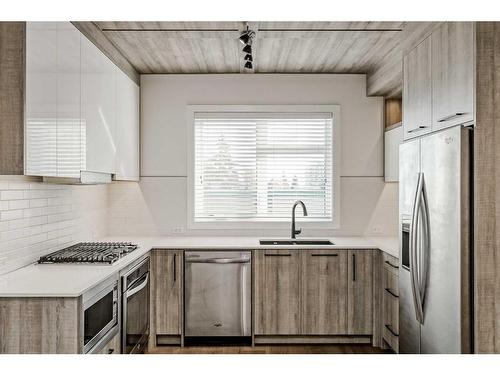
<box><xmin>42</xmin><ymin>171</ymin><xmax>112</xmax><ymax>185</ymax></box>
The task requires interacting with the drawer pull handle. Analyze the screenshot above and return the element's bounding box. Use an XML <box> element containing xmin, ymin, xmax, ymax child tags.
<box><xmin>408</xmin><ymin>126</ymin><xmax>429</xmax><ymax>133</ymax></box>
<box><xmin>311</xmin><ymin>253</ymin><xmax>338</xmax><ymax>257</ymax></box>
<box><xmin>385</xmin><ymin>324</ymin><xmax>399</xmax><ymax>337</ymax></box>
<box><xmin>385</xmin><ymin>260</ymin><xmax>399</xmax><ymax>269</ymax></box>
<box><xmin>437</xmin><ymin>112</ymin><xmax>466</xmax><ymax>122</ymax></box>
<box><xmin>264</xmin><ymin>253</ymin><xmax>291</xmax><ymax>257</ymax></box>
<box><xmin>385</xmin><ymin>288</ymin><xmax>399</xmax><ymax>298</ymax></box>
<box><xmin>108</xmin><ymin>348</ymin><xmax>114</xmax><ymax>354</ymax></box>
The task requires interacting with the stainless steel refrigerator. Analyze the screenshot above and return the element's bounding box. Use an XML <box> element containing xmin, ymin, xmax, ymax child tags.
<box><xmin>399</xmin><ymin>125</ymin><xmax>473</xmax><ymax>354</ymax></box>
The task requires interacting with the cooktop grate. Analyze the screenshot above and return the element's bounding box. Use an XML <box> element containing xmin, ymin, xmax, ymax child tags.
<box><xmin>38</xmin><ymin>242</ymin><xmax>138</xmax><ymax>264</ymax></box>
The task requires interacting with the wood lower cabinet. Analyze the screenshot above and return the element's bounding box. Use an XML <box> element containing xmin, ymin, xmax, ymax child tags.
<box><xmin>382</xmin><ymin>253</ymin><xmax>400</xmax><ymax>352</ymax></box>
<box><xmin>254</xmin><ymin>249</ymin><xmax>374</xmax><ymax>339</ymax></box>
<box><xmin>150</xmin><ymin>250</ymin><xmax>183</xmax><ymax>343</ymax></box>
<box><xmin>347</xmin><ymin>250</ymin><xmax>374</xmax><ymax>335</ymax></box>
<box><xmin>254</xmin><ymin>250</ymin><xmax>302</xmax><ymax>335</ymax></box>
<box><xmin>302</xmin><ymin>250</ymin><xmax>348</xmax><ymax>334</ymax></box>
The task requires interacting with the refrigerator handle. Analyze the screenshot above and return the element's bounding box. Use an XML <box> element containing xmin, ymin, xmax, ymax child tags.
<box><xmin>419</xmin><ymin>175</ymin><xmax>431</xmax><ymax>313</ymax></box>
<box><xmin>410</xmin><ymin>173</ymin><xmax>425</xmax><ymax>323</ymax></box>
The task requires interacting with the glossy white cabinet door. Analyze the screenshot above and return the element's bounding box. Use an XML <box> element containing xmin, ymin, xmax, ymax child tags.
<box><xmin>115</xmin><ymin>68</ymin><xmax>140</xmax><ymax>181</ymax></box>
<box><xmin>81</xmin><ymin>35</ymin><xmax>117</xmax><ymax>174</ymax></box>
<box><xmin>384</xmin><ymin>125</ymin><xmax>403</xmax><ymax>182</ymax></box>
<box><xmin>56</xmin><ymin>23</ymin><xmax>82</xmax><ymax>178</ymax></box>
<box><xmin>25</xmin><ymin>22</ymin><xmax>57</xmax><ymax>176</ymax></box>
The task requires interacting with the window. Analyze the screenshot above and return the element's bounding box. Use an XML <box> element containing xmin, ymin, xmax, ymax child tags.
<box><xmin>187</xmin><ymin>105</ymin><xmax>340</xmax><ymax>229</ymax></box>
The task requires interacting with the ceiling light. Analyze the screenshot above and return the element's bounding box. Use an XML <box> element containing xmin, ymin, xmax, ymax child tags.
<box><xmin>244</xmin><ymin>54</ymin><xmax>253</xmax><ymax>62</ymax></box>
<box><xmin>242</xmin><ymin>44</ymin><xmax>252</xmax><ymax>54</ymax></box>
<box><xmin>244</xmin><ymin>61</ymin><xmax>253</xmax><ymax>70</ymax></box>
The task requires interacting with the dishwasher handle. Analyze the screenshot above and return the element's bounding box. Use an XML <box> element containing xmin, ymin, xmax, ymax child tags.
<box><xmin>185</xmin><ymin>257</ymin><xmax>251</xmax><ymax>264</ymax></box>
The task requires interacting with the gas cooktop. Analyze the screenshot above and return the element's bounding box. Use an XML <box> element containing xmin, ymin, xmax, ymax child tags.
<box><xmin>38</xmin><ymin>242</ymin><xmax>138</xmax><ymax>264</ymax></box>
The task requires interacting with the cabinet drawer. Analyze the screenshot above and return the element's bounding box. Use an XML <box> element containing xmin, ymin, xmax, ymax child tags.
<box><xmin>382</xmin><ymin>260</ymin><xmax>399</xmax><ymax>353</ymax></box>
<box><xmin>383</xmin><ymin>253</ymin><xmax>399</xmax><ymax>276</ymax></box>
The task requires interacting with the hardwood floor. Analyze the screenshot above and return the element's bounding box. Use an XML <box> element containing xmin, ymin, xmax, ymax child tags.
<box><xmin>147</xmin><ymin>344</ymin><xmax>392</xmax><ymax>354</ymax></box>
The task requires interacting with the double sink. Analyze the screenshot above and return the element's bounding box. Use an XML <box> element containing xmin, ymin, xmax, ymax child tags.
<box><xmin>259</xmin><ymin>239</ymin><xmax>334</xmax><ymax>246</ymax></box>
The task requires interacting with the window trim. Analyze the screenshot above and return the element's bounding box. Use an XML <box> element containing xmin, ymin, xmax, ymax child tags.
<box><xmin>186</xmin><ymin>104</ymin><xmax>341</xmax><ymax>230</ymax></box>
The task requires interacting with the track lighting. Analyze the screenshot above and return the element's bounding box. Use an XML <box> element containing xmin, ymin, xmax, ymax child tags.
<box><xmin>242</xmin><ymin>44</ymin><xmax>252</xmax><ymax>54</ymax></box>
<box><xmin>239</xmin><ymin>28</ymin><xmax>255</xmax><ymax>45</ymax></box>
<box><xmin>239</xmin><ymin>24</ymin><xmax>255</xmax><ymax>71</ymax></box>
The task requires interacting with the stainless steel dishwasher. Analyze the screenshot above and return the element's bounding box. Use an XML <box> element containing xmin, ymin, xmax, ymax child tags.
<box><xmin>184</xmin><ymin>251</ymin><xmax>251</xmax><ymax>345</ymax></box>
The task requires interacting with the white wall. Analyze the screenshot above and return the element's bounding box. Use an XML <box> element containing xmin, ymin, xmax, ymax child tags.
<box><xmin>108</xmin><ymin>74</ymin><xmax>398</xmax><ymax>237</ymax></box>
<box><xmin>0</xmin><ymin>176</ymin><xmax>108</xmax><ymax>275</ymax></box>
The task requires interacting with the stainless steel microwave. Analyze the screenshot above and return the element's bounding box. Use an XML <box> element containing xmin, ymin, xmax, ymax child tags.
<box><xmin>82</xmin><ymin>276</ymin><xmax>119</xmax><ymax>353</ymax></box>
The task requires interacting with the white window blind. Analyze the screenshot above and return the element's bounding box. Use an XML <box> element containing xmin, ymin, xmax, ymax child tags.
<box><xmin>193</xmin><ymin>111</ymin><xmax>335</xmax><ymax>222</ymax></box>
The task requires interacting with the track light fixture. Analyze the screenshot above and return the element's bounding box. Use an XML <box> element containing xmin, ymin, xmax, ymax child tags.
<box><xmin>239</xmin><ymin>23</ymin><xmax>255</xmax><ymax>71</ymax></box>
<box><xmin>242</xmin><ymin>44</ymin><xmax>252</xmax><ymax>54</ymax></box>
<box><xmin>239</xmin><ymin>26</ymin><xmax>255</xmax><ymax>46</ymax></box>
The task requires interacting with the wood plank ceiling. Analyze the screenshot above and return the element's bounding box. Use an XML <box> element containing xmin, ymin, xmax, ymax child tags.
<box><xmin>86</xmin><ymin>21</ymin><xmax>437</xmax><ymax>98</ymax></box>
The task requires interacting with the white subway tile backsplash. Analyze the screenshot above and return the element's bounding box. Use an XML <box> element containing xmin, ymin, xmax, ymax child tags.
<box><xmin>8</xmin><ymin>200</ymin><xmax>30</xmax><ymax>210</ymax></box>
<box><xmin>1</xmin><ymin>190</ymin><xmax>25</xmax><ymax>200</ymax></box>
<box><xmin>0</xmin><ymin>209</ymin><xmax>24</xmax><ymax>221</ymax></box>
<box><xmin>29</xmin><ymin>198</ymin><xmax>48</xmax><ymax>208</ymax></box>
<box><xmin>0</xmin><ymin>177</ymin><xmax>108</xmax><ymax>275</ymax></box>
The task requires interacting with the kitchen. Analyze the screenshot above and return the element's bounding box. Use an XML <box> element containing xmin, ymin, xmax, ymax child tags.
<box><xmin>1</xmin><ymin>1</ymin><xmax>500</xmax><ymax>372</ymax></box>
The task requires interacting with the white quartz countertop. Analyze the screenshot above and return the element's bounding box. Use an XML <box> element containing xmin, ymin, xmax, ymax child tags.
<box><xmin>0</xmin><ymin>236</ymin><xmax>398</xmax><ymax>297</ymax></box>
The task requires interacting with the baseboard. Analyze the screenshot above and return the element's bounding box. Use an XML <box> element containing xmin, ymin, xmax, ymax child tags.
<box><xmin>254</xmin><ymin>335</ymin><xmax>372</xmax><ymax>345</ymax></box>
<box><xmin>156</xmin><ymin>335</ymin><xmax>182</xmax><ymax>346</ymax></box>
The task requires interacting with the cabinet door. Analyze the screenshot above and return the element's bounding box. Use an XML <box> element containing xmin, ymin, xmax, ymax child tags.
<box><xmin>25</xmin><ymin>22</ymin><xmax>57</xmax><ymax>177</ymax></box>
<box><xmin>254</xmin><ymin>250</ymin><xmax>301</xmax><ymax>335</ymax></box>
<box><xmin>347</xmin><ymin>250</ymin><xmax>373</xmax><ymax>334</ymax></box>
<box><xmin>384</xmin><ymin>125</ymin><xmax>403</xmax><ymax>182</ymax></box>
<box><xmin>403</xmin><ymin>36</ymin><xmax>432</xmax><ymax>140</ymax></box>
<box><xmin>302</xmin><ymin>250</ymin><xmax>348</xmax><ymax>334</ymax></box>
<box><xmin>56</xmin><ymin>23</ymin><xmax>82</xmax><ymax>178</ymax></box>
<box><xmin>81</xmin><ymin>35</ymin><xmax>117</xmax><ymax>174</ymax></box>
<box><xmin>150</xmin><ymin>250</ymin><xmax>182</xmax><ymax>336</ymax></box>
<box><xmin>432</xmin><ymin>22</ymin><xmax>474</xmax><ymax>130</ymax></box>
<box><xmin>115</xmin><ymin>68</ymin><xmax>140</xmax><ymax>181</ymax></box>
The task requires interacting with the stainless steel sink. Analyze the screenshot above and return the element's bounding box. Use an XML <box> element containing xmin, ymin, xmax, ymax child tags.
<box><xmin>259</xmin><ymin>239</ymin><xmax>334</xmax><ymax>246</ymax></box>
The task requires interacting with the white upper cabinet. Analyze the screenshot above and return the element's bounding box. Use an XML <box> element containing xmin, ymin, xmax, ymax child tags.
<box><xmin>431</xmin><ymin>22</ymin><xmax>474</xmax><ymax>130</ymax></box>
<box><xmin>81</xmin><ymin>35</ymin><xmax>117</xmax><ymax>174</ymax></box>
<box><xmin>403</xmin><ymin>36</ymin><xmax>432</xmax><ymax>140</ymax></box>
<box><xmin>384</xmin><ymin>125</ymin><xmax>403</xmax><ymax>182</ymax></box>
<box><xmin>115</xmin><ymin>68</ymin><xmax>140</xmax><ymax>181</ymax></box>
<box><xmin>25</xmin><ymin>22</ymin><xmax>58</xmax><ymax>177</ymax></box>
<box><xmin>56</xmin><ymin>23</ymin><xmax>82</xmax><ymax>178</ymax></box>
<box><xmin>25</xmin><ymin>22</ymin><xmax>140</xmax><ymax>181</ymax></box>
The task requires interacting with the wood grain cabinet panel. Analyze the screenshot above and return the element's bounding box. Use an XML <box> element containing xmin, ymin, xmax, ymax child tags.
<box><xmin>254</xmin><ymin>250</ymin><xmax>302</xmax><ymax>335</ymax></box>
<box><xmin>403</xmin><ymin>36</ymin><xmax>432</xmax><ymax>140</ymax></box>
<box><xmin>302</xmin><ymin>250</ymin><xmax>348</xmax><ymax>334</ymax></box>
<box><xmin>432</xmin><ymin>22</ymin><xmax>474</xmax><ymax>130</ymax></box>
<box><xmin>347</xmin><ymin>250</ymin><xmax>374</xmax><ymax>335</ymax></box>
<box><xmin>0</xmin><ymin>297</ymin><xmax>81</xmax><ymax>354</ymax></box>
<box><xmin>150</xmin><ymin>250</ymin><xmax>183</xmax><ymax>337</ymax></box>
<box><xmin>382</xmin><ymin>253</ymin><xmax>400</xmax><ymax>352</ymax></box>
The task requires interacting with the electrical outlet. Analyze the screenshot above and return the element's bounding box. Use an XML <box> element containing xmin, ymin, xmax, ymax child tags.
<box><xmin>371</xmin><ymin>225</ymin><xmax>383</xmax><ymax>234</ymax></box>
<box><xmin>172</xmin><ymin>227</ymin><xmax>186</xmax><ymax>234</ymax></box>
